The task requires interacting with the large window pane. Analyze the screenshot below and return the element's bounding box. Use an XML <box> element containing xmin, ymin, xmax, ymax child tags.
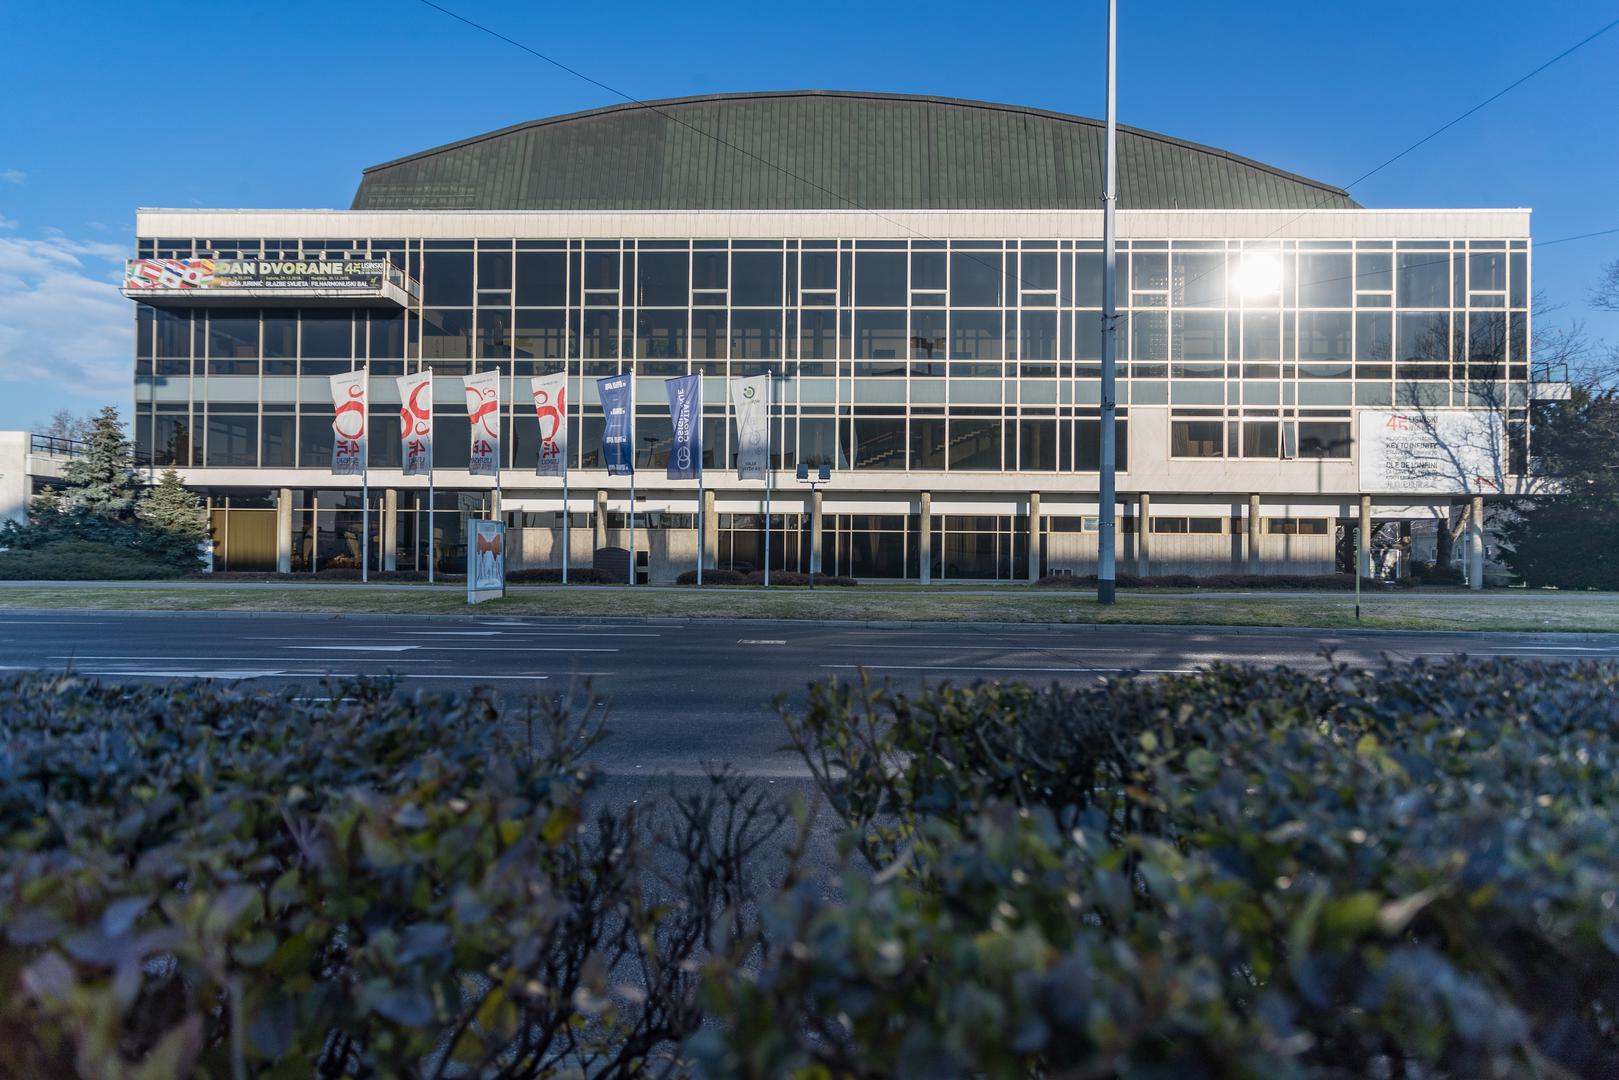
<box><xmin>731</xmin><ymin>310</ymin><xmax>781</xmax><ymax>360</ymax></box>
<box><xmin>477</xmin><ymin>250</ymin><xmax>512</xmax><ymax>291</ymax></box>
<box><xmin>1075</xmin><ymin>419</ymin><xmax>1129</xmax><ymax>471</ymax></box>
<box><xmin>948</xmin><ymin>418</ymin><xmax>1001</xmax><ymax>470</ymax></box>
<box><xmin>208</xmin><ymin>311</ymin><xmax>258</xmax><ymax>359</ymax></box>
<box><xmin>1241</xmin><ymin>312</ymin><xmax>1279</xmax><ymax>362</ymax></box>
<box><xmin>635</xmin><ymin>251</ymin><xmax>687</xmax><ymax>307</ymax></box>
<box><xmin>1242</xmin><ymin>420</ymin><xmax>1279</xmax><ymax>458</ymax></box>
<box><xmin>636</xmin><ymin>309</ymin><xmax>687</xmax><ymax>360</ymax></box>
<box><xmin>1398</xmin><ymin>251</ymin><xmax>1449</xmax><ymax>308</ymax></box>
<box><xmin>301</xmin><ymin>312</ymin><xmax>352</xmax><ymax>359</ymax></box>
<box><xmin>854</xmin><ymin>250</ymin><xmax>906</xmax><ymax>307</ymax></box>
<box><xmin>1299</xmin><ymin>253</ymin><xmax>1352</xmax><ymax>307</ymax></box>
<box><xmin>855</xmin><ymin>311</ymin><xmax>906</xmax><ymax>363</ymax></box>
<box><xmin>1355</xmin><ymin>311</ymin><xmax>1392</xmax><ymax>361</ymax></box>
<box><xmin>205</xmin><ymin>413</ymin><xmax>257</xmax><ymax>468</ymax></box>
<box><xmin>910</xmin><ymin>250</ymin><xmax>946</xmax><ymax>291</ymax></box>
<box><xmin>951</xmin><ymin>311</ymin><xmax>1003</xmax><ymax>370</ymax></box>
<box><xmin>1132</xmin><ymin>311</ymin><xmax>1168</xmax><ymax>363</ymax></box>
<box><xmin>1171</xmin><ymin>419</ymin><xmax>1223</xmax><ymax>457</ymax></box>
<box><xmin>1172</xmin><ymin>252</ymin><xmax>1225</xmax><ymax>308</ymax></box>
<box><xmin>1397</xmin><ymin>312</ymin><xmax>1450</xmax><ymax>361</ymax></box>
<box><xmin>476</xmin><ymin>310</ymin><xmax>513</xmax><ymax>359</ymax></box>
<box><xmin>1172</xmin><ymin>312</ymin><xmax>1223</xmax><ymax>362</ymax></box>
<box><xmin>731</xmin><ymin>251</ymin><xmax>782</xmax><ymax>306</ymax></box>
<box><xmin>1019</xmin><ymin>419</ymin><xmax>1056</xmax><ymax>470</ymax></box>
<box><xmin>423</xmin><ymin>251</ymin><xmax>474</xmax><ymax>306</ymax></box>
<box><xmin>1468</xmin><ymin>312</ymin><xmax>1506</xmax><ymax>362</ymax></box>
<box><xmin>1020</xmin><ymin>311</ymin><xmax>1057</xmax><ymax>363</ymax></box>
<box><xmin>513</xmin><ymin>310</ymin><xmax>569</xmax><ymax>359</ymax></box>
<box><xmin>910</xmin><ymin>418</ymin><xmax>946</xmax><ymax>469</ymax></box>
<box><xmin>798</xmin><ymin>310</ymin><xmax>842</xmax><ymax>364</ymax></box>
<box><xmin>910</xmin><ymin>311</ymin><xmax>947</xmax><ymax>375</ymax></box>
<box><xmin>369</xmin><ymin>311</ymin><xmax>404</xmax><ymax>359</ymax></box>
<box><xmin>261</xmin><ymin>414</ymin><xmax>295</xmax><ymax>467</ymax></box>
<box><xmin>950</xmin><ymin>250</ymin><xmax>1003</xmax><ymax>307</ymax></box>
<box><xmin>1299</xmin><ymin>311</ymin><xmax>1351</xmax><ymax>361</ymax></box>
<box><xmin>1298</xmin><ymin>420</ymin><xmax>1351</xmax><ymax>458</ymax></box>
<box><xmin>852</xmin><ymin>418</ymin><xmax>905</xmax><ymax>469</ymax></box>
<box><xmin>422</xmin><ymin>309</ymin><xmax>473</xmax><ymax>361</ymax></box>
<box><xmin>516</xmin><ymin>251</ymin><xmax>567</xmax><ymax>306</ymax></box>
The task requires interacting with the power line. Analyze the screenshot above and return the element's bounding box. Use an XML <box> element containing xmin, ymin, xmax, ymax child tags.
<box><xmin>1541</xmin><ymin>225</ymin><xmax>1619</xmax><ymax>247</ymax></box>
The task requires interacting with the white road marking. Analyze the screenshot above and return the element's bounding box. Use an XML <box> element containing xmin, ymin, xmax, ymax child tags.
<box><xmin>821</xmin><ymin>663</ymin><xmax>1197</xmax><ymax>674</ymax></box>
<box><xmin>51</xmin><ymin>655</ymin><xmax>446</xmax><ymax>664</ymax></box>
<box><xmin>286</xmin><ymin>645</ymin><xmax>420</xmax><ymax>653</ymax></box>
<box><xmin>740</xmin><ymin>639</ymin><xmax>787</xmax><ymax>645</ymax></box>
<box><xmin>76</xmin><ymin>669</ymin><xmax>290</xmax><ymax>680</ymax></box>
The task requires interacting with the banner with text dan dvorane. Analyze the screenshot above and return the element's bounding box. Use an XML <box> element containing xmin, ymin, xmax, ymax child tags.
<box><xmin>665</xmin><ymin>373</ymin><xmax>702</xmax><ymax>480</ymax></box>
<box><xmin>731</xmin><ymin>373</ymin><xmax>769</xmax><ymax>481</ymax></box>
<box><xmin>462</xmin><ymin>370</ymin><xmax>501</xmax><ymax>477</ymax></box>
<box><xmin>329</xmin><ymin>371</ymin><xmax>367</xmax><ymax>475</ymax></box>
<box><xmin>598</xmin><ymin>373</ymin><xmax>634</xmax><ymax>476</ymax></box>
<box><xmin>531</xmin><ymin>372</ymin><xmax>568</xmax><ymax>478</ymax></box>
<box><xmin>397</xmin><ymin>372</ymin><xmax>433</xmax><ymax>476</ymax></box>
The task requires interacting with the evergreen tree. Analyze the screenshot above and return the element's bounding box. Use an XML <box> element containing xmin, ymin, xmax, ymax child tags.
<box><xmin>1499</xmin><ymin>387</ymin><xmax>1619</xmax><ymax>589</ymax></box>
<box><xmin>137</xmin><ymin>469</ymin><xmax>207</xmax><ymax>545</ymax></box>
<box><xmin>60</xmin><ymin>406</ymin><xmax>139</xmax><ymax>518</ymax></box>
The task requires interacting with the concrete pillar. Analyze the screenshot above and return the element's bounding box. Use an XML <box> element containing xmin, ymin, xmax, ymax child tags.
<box><xmin>1468</xmin><ymin>494</ymin><xmax>1485</xmax><ymax>591</ymax></box>
<box><xmin>1358</xmin><ymin>494</ymin><xmax>1372</xmax><ymax>580</ymax></box>
<box><xmin>275</xmin><ymin>488</ymin><xmax>293</xmax><ymax>574</ymax></box>
<box><xmin>594</xmin><ymin>489</ymin><xmax>608</xmax><ymax>551</ymax></box>
<box><xmin>918</xmin><ymin>491</ymin><xmax>933</xmax><ymax>584</ymax></box>
<box><xmin>809</xmin><ymin>489</ymin><xmax>823</xmax><ymax>575</ymax></box>
<box><xmin>1027</xmin><ymin>492</ymin><xmax>1042</xmax><ymax>582</ymax></box>
<box><xmin>1247</xmin><ymin>494</ymin><xmax>1261</xmax><ymax>575</ymax></box>
<box><xmin>490</xmin><ymin>488</ymin><xmax>502</xmax><ymax>519</ymax></box>
<box><xmin>382</xmin><ymin>489</ymin><xmax>398</xmax><ymax>572</ymax></box>
<box><xmin>1137</xmin><ymin>492</ymin><xmax>1150</xmax><ymax>578</ymax></box>
<box><xmin>703</xmin><ymin>488</ymin><xmax>718</xmax><ymax>571</ymax></box>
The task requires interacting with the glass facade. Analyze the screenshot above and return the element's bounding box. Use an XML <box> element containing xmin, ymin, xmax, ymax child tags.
<box><xmin>131</xmin><ymin>234</ymin><xmax>1532</xmax><ymax>474</ymax></box>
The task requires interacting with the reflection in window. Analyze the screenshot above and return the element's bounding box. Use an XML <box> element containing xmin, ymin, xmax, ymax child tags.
<box><xmin>1173</xmin><ymin>312</ymin><xmax>1223</xmax><ymax>362</ymax></box>
<box><xmin>516</xmin><ymin>252</ymin><xmax>567</xmax><ymax>306</ymax></box>
<box><xmin>1171</xmin><ymin>419</ymin><xmax>1223</xmax><ymax>457</ymax></box>
<box><xmin>1298</xmin><ymin>420</ymin><xmax>1351</xmax><ymax>458</ymax></box>
<box><xmin>731</xmin><ymin>310</ymin><xmax>782</xmax><ymax>359</ymax></box>
<box><xmin>422</xmin><ymin>309</ymin><xmax>473</xmax><ymax>361</ymax></box>
<box><xmin>948</xmin><ymin>418</ymin><xmax>1001</xmax><ymax>470</ymax></box>
<box><xmin>731</xmin><ymin>251</ymin><xmax>783</xmax><ymax>306</ymax></box>
<box><xmin>851</xmin><ymin>418</ymin><xmax>905</xmax><ymax>469</ymax></box>
<box><xmin>1298</xmin><ymin>311</ymin><xmax>1351</xmax><ymax>361</ymax></box>
<box><xmin>423</xmin><ymin>251</ymin><xmax>474</xmax><ymax>306</ymax></box>
<box><xmin>951</xmin><ymin>312</ymin><xmax>1002</xmax><ymax>361</ymax></box>
<box><xmin>1397</xmin><ymin>251</ymin><xmax>1449</xmax><ymax>308</ymax></box>
<box><xmin>513</xmin><ymin>310</ymin><xmax>569</xmax><ymax>359</ymax></box>
<box><xmin>950</xmin><ymin>251</ymin><xmax>1003</xmax><ymax>307</ymax></box>
<box><xmin>1299</xmin><ymin>253</ymin><xmax>1352</xmax><ymax>307</ymax></box>
<box><xmin>1396</xmin><ymin>312</ymin><xmax>1449</xmax><ymax>361</ymax></box>
<box><xmin>854</xmin><ymin>251</ymin><xmax>906</xmax><ymax>307</ymax></box>
<box><xmin>910</xmin><ymin>418</ymin><xmax>946</xmax><ymax>469</ymax></box>
<box><xmin>1172</xmin><ymin>252</ymin><xmax>1225</xmax><ymax>308</ymax></box>
<box><xmin>636</xmin><ymin>251</ymin><xmax>687</xmax><ymax>307</ymax></box>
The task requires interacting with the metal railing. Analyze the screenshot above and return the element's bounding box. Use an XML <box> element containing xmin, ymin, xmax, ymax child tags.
<box><xmin>1532</xmin><ymin>360</ymin><xmax>1569</xmax><ymax>384</ymax></box>
<box><xmin>30</xmin><ymin>434</ymin><xmax>86</xmax><ymax>457</ymax></box>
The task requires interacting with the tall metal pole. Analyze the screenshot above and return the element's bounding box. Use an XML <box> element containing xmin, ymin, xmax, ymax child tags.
<box><xmin>362</xmin><ymin>473</ymin><xmax>370</xmax><ymax>583</ymax></box>
<box><xmin>1096</xmin><ymin>0</ymin><xmax>1120</xmax><ymax>606</ymax></box>
<box><xmin>627</xmin><ymin>371</ymin><xmax>636</xmax><ymax>586</ymax></box>
<box><xmin>561</xmin><ymin>475</ymin><xmax>570</xmax><ymax>584</ymax></box>
<box><xmin>697</xmin><ymin>372</ymin><xmax>705</xmax><ymax>586</ymax></box>
<box><xmin>762</xmin><ymin>372</ymin><xmax>772</xmax><ymax>588</ymax></box>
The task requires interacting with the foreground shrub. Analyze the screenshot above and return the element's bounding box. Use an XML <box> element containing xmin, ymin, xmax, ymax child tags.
<box><xmin>741</xmin><ymin>570</ymin><xmax>857</xmax><ymax>587</ymax></box>
<box><xmin>0</xmin><ymin>539</ymin><xmax>186</xmax><ymax>580</ymax></box>
<box><xmin>693</xmin><ymin>659</ymin><xmax>1619</xmax><ymax>1078</ymax></box>
<box><xmin>675</xmin><ymin>569</ymin><xmax>746</xmax><ymax>585</ymax></box>
<box><xmin>506</xmin><ymin>566</ymin><xmax>612</xmax><ymax>584</ymax></box>
<box><xmin>0</xmin><ymin>676</ymin><xmax>781</xmax><ymax>1078</ymax></box>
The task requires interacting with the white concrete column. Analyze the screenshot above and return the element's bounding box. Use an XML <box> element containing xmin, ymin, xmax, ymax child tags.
<box><xmin>275</xmin><ymin>487</ymin><xmax>293</xmax><ymax>574</ymax></box>
<box><xmin>1358</xmin><ymin>495</ymin><xmax>1372</xmax><ymax>579</ymax></box>
<box><xmin>1137</xmin><ymin>492</ymin><xmax>1150</xmax><ymax>578</ymax></box>
<box><xmin>918</xmin><ymin>491</ymin><xmax>933</xmax><ymax>584</ymax></box>
<box><xmin>594</xmin><ymin>489</ymin><xmax>608</xmax><ymax>551</ymax></box>
<box><xmin>1247</xmin><ymin>493</ymin><xmax>1261</xmax><ymax>575</ymax></box>
<box><xmin>382</xmin><ymin>489</ymin><xmax>398</xmax><ymax>572</ymax></box>
<box><xmin>703</xmin><ymin>488</ymin><xmax>718</xmax><ymax>570</ymax></box>
<box><xmin>1027</xmin><ymin>492</ymin><xmax>1041</xmax><ymax>582</ymax></box>
<box><xmin>1468</xmin><ymin>494</ymin><xmax>1485</xmax><ymax>591</ymax></box>
<box><xmin>810</xmin><ymin>489</ymin><xmax>823</xmax><ymax>575</ymax></box>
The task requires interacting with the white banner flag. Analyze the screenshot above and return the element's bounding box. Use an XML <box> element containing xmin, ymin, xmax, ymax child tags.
<box><xmin>462</xmin><ymin>370</ymin><xmax>501</xmax><ymax>477</ymax></box>
<box><xmin>530</xmin><ymin>372</ymin><xmax>568</xmax><ymax>478</ymax></box>
<box><xmin>731</xmin><ymin>373</ymin><xmax>770</xmax><ymax>481</ymax></box>
<box><xmin>397</xmin><ymin>372</ymin><xmax>433</xmax><ymax>476</ymax></box>
<box><xmin>329</xmin><ymin>371</ymin><xmax>367</xmax><ymax>476</ymax></box>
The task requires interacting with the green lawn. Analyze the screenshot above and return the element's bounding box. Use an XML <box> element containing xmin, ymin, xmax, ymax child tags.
<box><xmin>1</xmin><ymin>583</ymin><xmax>1616</xmax><ymax>632</ymax></box>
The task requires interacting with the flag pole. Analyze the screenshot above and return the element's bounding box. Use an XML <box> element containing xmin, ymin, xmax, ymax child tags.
<box><xmin>1096</xmin><ymin>0</ymin><xmax>1120</xmax><ymax>606</ymax></box>
<box><xmin>361</xmin><ymin>365</ymin><xmax>370</xmax><ymax>583</ymax></box>
<box><xmin>762</xmin><ymin>371</ymin><xmax>772</xmax><ymax>588</ymax></box>
<box><xmin>628</xmin><ymin>370</ymin><xmax>636</xmax><ymax>586</ymax></box>
<box><xmin>697</xmin><ymin>371</ymin><xmax>705</xmax><ymax>586</ymax></box>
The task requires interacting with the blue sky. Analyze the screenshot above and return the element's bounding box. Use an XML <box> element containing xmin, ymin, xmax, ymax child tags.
<box><xmin>1</xmin><ymin>0</ymin><xmax>1615</xmax><ymax>428</ymax></box>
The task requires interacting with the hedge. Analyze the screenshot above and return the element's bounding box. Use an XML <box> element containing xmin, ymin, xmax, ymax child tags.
<box><xmin>1038</xmin><ymin>571</ymin><xmax>1385</xmax><ymax>590</ymax></box>
<box><xmin>691</xmin><ymin>659</ymin><xmax>1619</xmax><ymax>1078</ymax></box>
<box><xmin>0</xmin><ymin>676</ymin><xmax>781</xmax><ymax>1078</ymax></box>
<box><xmin>0</xmin><ymin>539</ymin><xmax>187</xmax><ymax>580</ymax></box>
<box><xmin>505</xmin><ymin>567</ymin><xmax>612</xmax><ymax>584</ymax></box>
<box><xmin>7</xmin><ymin>661</ymin><xmax>1618</xmax><ymax>1077</ymax></box>
<box><xmin>674</xmin><ymin>569</ymin><xmax>858</xmax><ymax>586</ymax></box>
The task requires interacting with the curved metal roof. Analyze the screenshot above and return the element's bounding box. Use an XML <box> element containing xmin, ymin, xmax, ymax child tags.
<box><xmin>351</xmin><ymin>90</ymin><xmax>1357</xmax><ymax>212</ymax></box>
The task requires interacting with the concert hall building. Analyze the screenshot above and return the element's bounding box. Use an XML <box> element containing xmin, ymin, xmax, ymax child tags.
<box><xmin>125</xmin><ymin>90</ymin><xmax>1551</xmax><ymax>582</ymax></box>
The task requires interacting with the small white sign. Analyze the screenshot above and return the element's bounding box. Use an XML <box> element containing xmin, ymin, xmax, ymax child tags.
<box><xmin>467</xmin><ymin>520</ymin><xmax>506</xmax><ymax>604</ymax></box>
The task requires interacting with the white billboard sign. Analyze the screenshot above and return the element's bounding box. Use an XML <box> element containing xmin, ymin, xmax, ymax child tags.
<box><xmin>1358</xmin><ymin>409</ymin><xmax>1507</xmax><ymax>495</ymax></box>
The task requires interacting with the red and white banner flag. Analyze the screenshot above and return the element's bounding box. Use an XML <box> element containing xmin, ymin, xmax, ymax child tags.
<box><xmin>530</xmin><ymin>372</ymin><xmax>568</xmax><ymax>478</ymax></box>
<box><xmin>397</xmin><ymin>372</ymin><xmax>433</xmax><ymax>476</ymax></box>
<box><xmin>463</xmin><ymin>370</ymin><xmax>501</xmax><ymax>477</ymax></box>
<box><xmin>329</xmin><ymin>371</ymin><xmax>367</xmax><ymax>476</ymax></box>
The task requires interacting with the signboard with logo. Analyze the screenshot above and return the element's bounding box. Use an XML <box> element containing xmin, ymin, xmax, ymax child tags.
<box><xmin>329</xmin><ymin>372</ymin><xmax>367</xmax><ymax>476</ymax></box>
<box><xmin>1358</xmin><ymin>409</ymin><xmax>1508</xmax><ymax>494</ymax></box>
<box><xmin>125</xmin><ymin>258</ymin><xmax>386</xmax><ymax>291</ymax></box>
<box><xmin>467</xmin><ymin>519</ymin><xmax>506</xmax><ymax>604</ymax></box>
<box><xmin>665</xmin><ymin>373</ymin><xmax>702</xmax><ymax>481</ymax></box>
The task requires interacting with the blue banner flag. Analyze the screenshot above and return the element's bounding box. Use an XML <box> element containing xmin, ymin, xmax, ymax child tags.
<box><xmin>598</xmin><ymin>373</ymin><xmax>634</xmax><ymax>476</ymax></box>
<box><xmin>664</xmin><ymin>373</ymin><xmax>702</xmax><ymax>480</ymax></box>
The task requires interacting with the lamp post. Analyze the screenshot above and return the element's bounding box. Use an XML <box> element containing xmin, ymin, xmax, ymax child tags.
<box><xmin>797</xmin><ymin>462</ymin><xmax>831</xmax><ymax>589</ymax></box>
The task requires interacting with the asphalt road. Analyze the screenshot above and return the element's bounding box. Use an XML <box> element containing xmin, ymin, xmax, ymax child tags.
<box><xmin>4</xmin><ymin>609</ymin><xmax>1619</xmax><ymax>777</ymax></box>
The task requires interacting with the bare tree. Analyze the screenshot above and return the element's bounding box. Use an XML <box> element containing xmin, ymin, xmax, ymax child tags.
<box><xmin>34</xmin><ymin>409</ymin><xmax>96</xmax><ymax>443</ymax></box>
